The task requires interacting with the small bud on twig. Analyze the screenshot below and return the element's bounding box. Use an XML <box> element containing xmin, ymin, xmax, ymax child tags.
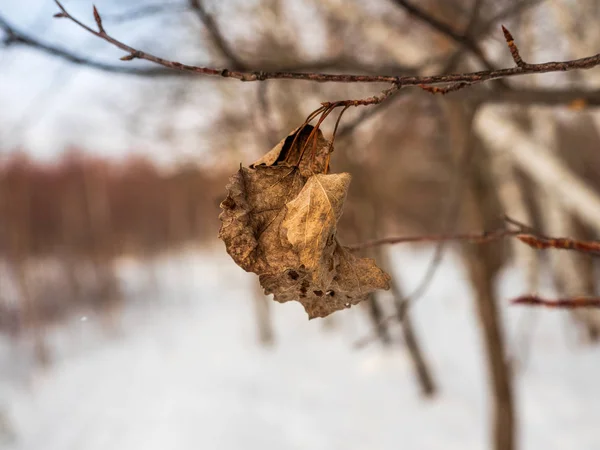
<box><xmin>501</xmin><ymin>25</ymin><xmax>526</xmax><ymax>68</ymax></box>
<box><xmin>93</xmin><ymin>5</ymin><xmax>105</xmax><ymax>34</ymax></box>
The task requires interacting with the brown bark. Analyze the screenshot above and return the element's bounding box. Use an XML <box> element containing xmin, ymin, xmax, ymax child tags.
<box><xmin>374</xmin><ymin>245</ymin><xmax>437</xmax><ymax>397</ymax></box>
<box><xmin>449</xmin><ymin>102</ymin><xmax>516</xmax><ymax>450</ymax></box>
<box><xmin>367</xmin><ymin>293</ymin><xmax>392</xmax><ymax>345</ymax></box>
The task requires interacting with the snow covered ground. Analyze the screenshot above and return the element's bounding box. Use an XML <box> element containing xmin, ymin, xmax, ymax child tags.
<box><xmin>1</xmin><ymin>244</ymin><xmax>599</xmax><ymax>450</ymax></box>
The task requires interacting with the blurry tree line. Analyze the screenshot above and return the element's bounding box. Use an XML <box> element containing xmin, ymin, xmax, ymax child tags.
<box><xmin>0</xmin><ymin>151</ymin><xmax>227</xmax><ymax>362</ymax></box>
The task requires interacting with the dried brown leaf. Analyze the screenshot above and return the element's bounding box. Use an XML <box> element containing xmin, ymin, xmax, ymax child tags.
<box><xmin>219</xmin><ymin>126</ymin><xmax>390</xmax><ymax>319</ymax></box>
<box><xmin>283</xmin><ymin>173</ymin><xmax>349</xmax><ymax>282</ymax></box>
<box><xmin>250</xmin><ymin>125</ymin><xmax>331</xmax><ymax>177</ymax></box>
<box><xmin>219</xmin><ymin>165</ymin><xmax>305</xmax><ymax>273</ymax></box>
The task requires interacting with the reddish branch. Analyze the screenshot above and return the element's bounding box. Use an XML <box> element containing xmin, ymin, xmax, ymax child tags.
<box><xmin>53</xmin><ymin>1</ymin><xmax>600</xmax><ymax>92</ymax></box>
<box><xmin>512</xmin><ymin>295</ymin><xmax>600</xmax><ymax>309</ymax></box>
<box><xmin>350</xmin><ymin>217</ymin><xmax>600</xmax><ymax>311</ymax></box>
<box><xmin>347</xmin><ymin>228</ymin><xmax>519</xmax><ymax>251</ymax></box>
<box><xmin>516</xmin><ymin>234</ymin><xmax>600</xmax><ymax>254</ymax></box>
<box><xmin>321</xmin><ymin>84</ymin><xmax>401</xmax><ymax>108</ymax></box>
<box><xmin>354</xmin><ymin>226</ymin><xmax>600</xmax><ymax>340</ymax></box>
<box><xmin>0</xmin><ymin>3</ymin><xmax>598</xmax><ymax>107</ymax></box>
<box><xmin>505</xmin><ymin>216</ymin><xmax>600</xmax><ymax>255</ymax></box>
<box><xmin>350</xmin><ymin>218</ymin><xmax>600</xmax><ymax>256</ymax></box>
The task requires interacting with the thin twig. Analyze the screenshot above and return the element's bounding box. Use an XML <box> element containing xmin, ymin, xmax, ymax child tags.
<box><xmin>501</xmin><ymin>25</ymin><xmax>526</xmax><ymax>67</ymax></box>
<box><xmin>516</xmin><ymin>234</ymin><xmax>600</xmax><ymax>255</ymax></box>
<box><xmin>504</xmin><ymin>215</ymin><xmax>600</xmax><ymax>255</ymax></box>
<box><xmin>352</xmin><ymin>220</ymin><xmax>600</xmax><ymax>348</ymax></box>
<box><xmin>347</xmin><ymin>228</ymin><xmax>519</xmax><ymax>251</ymax></box>
<box><xmin>437</xmin><ymin>0</ymin><xmax>546</xmax><ymax>78</ymax></box>
<box><xmin>338</xmin><ymin>2</ymin><xmax>485</xmax><ymax>138</ymax></box>
<box><xmin>512</xmin><ymin>295</ymin><xmax>600</xmax><ymax>309</ymax></box>
<box><xmin>349</xmin><ymin>227</ymin><xmax>600</xmax><ymax>258</ymax></box>
<box><xmin>336</xmin><ymin>91</ymin><xmax>409</xmax><ymax>139</ymax></box>
<box><xmin>321</xmin><ymin>84</ymin><xmax>401</xmax><ymax>108</ymax></box>
<box><xmin>52</xmin><ymin>2</ymin><xmax>600</xmax><ymax>88</ymax></box>
<box><xmin>0</xmin><ymin>14</ymin><xmax>182</xmax><ymax>77</ymax></box>
<box><xmin>348</xmin><ymin>215</ymin><xmax>600</xmax><ymax>257</ymax></box>
<box><xmin>0</xmin><ymin>13</ymin><xmax>418</xmax><ymax>79</ymax></box>
<box><xmin>3</xmin><ymin>4</ymin><xmax>598</xmax><ymax>107</ymax></box>
<box><xmin>188</xmin><ymin>0</ymin><xmax>246</xmax><ymax>69</ymax></box>
<box><xmin>504</xmin><ymin>215</ymin><xmax>537</xmax><ymax>233</ymax></box>
<box><xmin>391</xmin><ymin>0</ymin><xmax>496</xmax><ymax>70</ymax></box>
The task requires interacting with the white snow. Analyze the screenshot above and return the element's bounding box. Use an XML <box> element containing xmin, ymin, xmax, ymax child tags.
<box><xmin>1</xmin><ymin>244</ymin><xmax>600</xmax><ymax>450</ymax></box>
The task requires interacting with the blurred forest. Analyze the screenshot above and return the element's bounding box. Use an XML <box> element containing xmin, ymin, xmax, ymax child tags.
<box><xmin>2</xmin><ymin>1</ymin><xmax>600</xmax><ymax>449</ymax></box>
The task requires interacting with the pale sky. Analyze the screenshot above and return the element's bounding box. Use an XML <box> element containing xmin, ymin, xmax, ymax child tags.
<box><xmin>0</xmin><ymin>0</ymin><xmax>225</xmax><ymax>165</ymax></box>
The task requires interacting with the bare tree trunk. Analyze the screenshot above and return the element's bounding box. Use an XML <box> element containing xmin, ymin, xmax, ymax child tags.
<box><xmin>376</xmin><ymin>247</ymin><xmax>437</xmax><ymax>397</ymax></box>
<box><xmin>484</xmin><ymin>112</ymin><xmax>540</xmax><ymax>368</ymax></box>
<box><xmin>488</xmin><ymin>141</ymin><xmax>539</xmax><ymax>292</ymax></box>
<box><xmin>337</xmin><ymin>126</ymin><xmax>437</xmax><ymax>391</ymax></box>
<box><xmin>462</xmin><ymin>238</ymin><xmax>515</xmax><ymax>450</ymax></box>
<box><xmin>476</xmin><ymin>107</ymin><xmax>600</xmax><ymax>338</ymax></box>
<box><xmin>450</xmin><ymin>102</ymin><xmax>516</xmax><ymax>450</ymax></box>
<box><xmin>398</xmin><ymin>303</ymin><xmax>436</xmax><ymax>396</ymax></box>
<box><xmin>532</xmin><ymin>109</ymin><xmax>600</xmax><ymax>340</ymax></box>
<box><xmin>367</xmin><ymin>292</ymin><xmax>392</xmax><ymax>345</ymax></box>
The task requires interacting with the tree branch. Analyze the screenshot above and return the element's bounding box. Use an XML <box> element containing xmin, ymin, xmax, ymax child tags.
<box><xmin>188</xmin><ymin>0</ymin><xmax>246</xmax><ymax>69</ymax></box>
<box><xmin>52</xmin><ymin>1</ymin><xmax>600</xmax><ymax>89</ymax></box>
<box><xmin>390</xmin><ymin>0</ymin><xmax>496</xmax><ymax>70</ymax></box>
<box><xmin>0</xmin><ymin>14</ymin><xmax>185</xmax><ymax>77</ymax></box>
<box><xmin>512</xmin><ymin>295</ymin><xmax>600</xmax><ymax>309</ymax></box>
<box><xmin>0</xmin><ymin>12</ymin><xmax>418</xmax><ymax>79</ymax></box>
<box><xmin>347</xmin><ymin>228</ymin><xmax>520</xmax><ymax>251</ymax></box>
<box><xmin>348</xmin><ymin>215</ymin><xmax>600</xmax><ymax>256</ymax></box>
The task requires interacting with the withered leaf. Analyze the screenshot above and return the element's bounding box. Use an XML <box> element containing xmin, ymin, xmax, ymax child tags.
<box><xmin>283</xmin><ymin>173</ymin><xmax>350</xmax><ymax>285</ymax></box>
<box><xmin>219</xmin><ymin>165</ymin><xmax>305</xmax><ymax>274</ymax></box>
<box><xmin>219</xmin><ymin>126</ymin><xmax>390</xmax><ymax>319</ymax></box>
<box><xmin>250</xmin><ymin>125</ymin><xmax>331</xmax><ymax>177</ymax></box>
